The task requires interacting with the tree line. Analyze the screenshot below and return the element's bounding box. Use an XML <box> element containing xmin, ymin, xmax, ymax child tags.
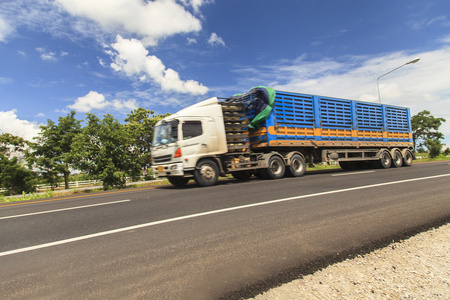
<box><xmin>1</xmin><ymin>108</ymin><xmax>169</xmax><ymax>195</ymax></box>
<box><xmin>0</xmin><ymin>109</ymin><xmax>447</xmax><ymax>196</ymax></box>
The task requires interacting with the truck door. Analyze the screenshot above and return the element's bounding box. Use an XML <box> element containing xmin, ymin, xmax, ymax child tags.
<box><xmin>179</xmin><ymin>120</ymin><xmax>207</xmax><ymax>159</ymax></box>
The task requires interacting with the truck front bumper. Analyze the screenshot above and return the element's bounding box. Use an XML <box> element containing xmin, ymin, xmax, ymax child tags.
<box><xmin>152</xmin><ymin>162</ymin><xmax>185</xmax><ymax>177</ymax></box>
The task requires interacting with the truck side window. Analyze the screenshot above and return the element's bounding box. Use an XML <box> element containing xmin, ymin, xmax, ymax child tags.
<box><xmin>182</xmin><ymin>121</ymin><xmax>202</xmax><ymax>139</ymax></box>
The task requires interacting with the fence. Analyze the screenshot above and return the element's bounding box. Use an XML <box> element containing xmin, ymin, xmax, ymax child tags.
<box><xmin>1</xmin><ymin>177</ymin><xmax>148</xmax><ymax>194</ymax></box>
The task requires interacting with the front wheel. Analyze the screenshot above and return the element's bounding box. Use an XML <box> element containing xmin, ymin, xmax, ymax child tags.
<box><xmin>194</xmin><ymin>159</ymin><xmax>219</xmax><ymax>187</ymax></box>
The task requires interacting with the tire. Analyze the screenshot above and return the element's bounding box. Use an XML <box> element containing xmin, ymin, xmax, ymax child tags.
<box><xmin>402</xmin><ymin>149</ymin><xmax>413</xmax><ymax>167</ymax></box>
<box><xmin>285</xmin><ymin>154</ymin><xmax>306</xmax><ymax>177</ymax></box>
<box><xmin>260</xmin><ymin>155</ymin><xmax>285</xmax><ymax>179</ymax></box>
<box><xmin>391</xmin><ymin>150</ymin><xmax>403</xmax><ymax>168</ymax></box>
<box><xmin>167</xmin><ymin>176</ymin><xmax>189</xmax><ymax>187</ymax></box>
<box><xmin>232</xmin><ymin>170</ymin><xmax>252</xmax><ymax>180</ymax></box>
<box><xmin>376</xmin><ymin>151</ymin><xmax>392</xmax><ymax>169</ymax></box>
<box><xmin>194</xmin><ymin>159</ymin><xmax>219</xmax><ymax>187</ymax></box>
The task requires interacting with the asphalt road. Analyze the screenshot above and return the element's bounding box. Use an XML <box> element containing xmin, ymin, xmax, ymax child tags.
<box><xmin>1</xmin><ymin>161</ymin><xmax>449</xmax><ymax>299</ymax></box>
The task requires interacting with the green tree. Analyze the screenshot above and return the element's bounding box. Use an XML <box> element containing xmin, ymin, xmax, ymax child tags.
<box><xmin>0</xmin><ymin>133</ymin><xmax>36</xmax><ymax>195</ymax></box>
<box><xmin>424</xmin><ymin>139</ymin><xmax>444</xmax><ymax>158</ymax></box>
<box><xmin>31</xmin><ymin>111</ymin><xmax>82</xmax><ymax>189</ymax></box>
<box><xmin>411</xmin><ymin>110</ymin><xmax>446</xmax><ymax>156</ymax></box>
<box><xmin>443</xmin><ymin>147</ymin><xmax>450</xmax><ymax>156</ymax></box>
<box><xmin>0</xmin><ymin>133</ymin><xmax>28</xmax><ymax>155</ymax></box>
<box><xmin>72</xmin><ymin>113</ymin><xmax>130</xmax><ymax>190</ymax></box>
<box><xmin>124</xmin><ymin>108</ymin><xmax>170</xmax><ymax>180</ymax></box>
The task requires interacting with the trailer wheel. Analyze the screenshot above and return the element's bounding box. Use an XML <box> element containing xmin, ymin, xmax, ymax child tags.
<box><xmin>286</xmin><ymin>154</ymin><xmax>306</xmax><ymax>177</ymax></box>
<box><xmin>194</xmin><ymin>159</ymin><xmax>219</xmax><ymax>187</ymax></box>
<box><xmin>376</xmin><ymin>151</ymin><xmax>392</xmax><ymax>169</ymax></box>
<box><xmin>167</xmin><ymin>176</ymin><xmax>190</xmax><ymax>187</ymax></box>
<box><xmin>402</xmin><ymin>149</ymin><xmax>413</xmax><ymax>167</ymax></box>
<box><xmin>391</xmin><ymin>150</ymin><xmax>403</xmax><ymax>168</ymax></box>
<box><xmin>261</xmin><ymin>155</ymin><xmax>285</xmax><ymax>179</ymax></box>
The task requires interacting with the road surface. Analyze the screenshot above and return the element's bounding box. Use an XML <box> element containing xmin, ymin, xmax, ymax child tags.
<box><xmin>1</xmin><ymin>161</ymin><xmax>449</xmax><ymax>299</ymax></box>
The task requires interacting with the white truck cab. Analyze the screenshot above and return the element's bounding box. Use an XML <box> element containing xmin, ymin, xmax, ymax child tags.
<box><xmin>151</xmin><ymin>97</ymin><xmax>228</xmax><ymax>185</ymax></box>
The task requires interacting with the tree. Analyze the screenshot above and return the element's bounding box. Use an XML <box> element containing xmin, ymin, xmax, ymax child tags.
<box><xmin>31</xmin><ymin>111</ymin><xmax>82</xmax><ymax>189</ymax></box>
<box><xmin>72</xmin><ymin>113</ymin><xmax>130</xmax><ymax>190</ymax></box>
<box><xmin>424</xmin><ymin>139</ymin><xmax>444</xmax><ymax>158</ymax></box>
<box><xmin>411</xmin><ymin>110</ymin><xmax>446</xmax><ymax>157</ymax></box>
<box><xmin>124</xmin><ymin>108</ymin><xmax>171</xmax><ymax>180</ymax></box>
<box><xmin>0</xmin><ymin>133</ymin><xmax>36</xmax><ymax>195</ymax></box>
<box><xmin>443</xmin><ymin>147</ymin><xmax>450</xmax><ymax>156</ymax></box>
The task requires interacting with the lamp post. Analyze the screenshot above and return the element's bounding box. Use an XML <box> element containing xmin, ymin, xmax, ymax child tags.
<box><xmin>377</xmin><ymin>57</ymin><xmax>420</xmax><ymax>103</ymax></box>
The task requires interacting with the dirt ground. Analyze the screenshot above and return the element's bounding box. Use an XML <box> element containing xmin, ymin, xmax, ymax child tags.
<box><xmin>250</xmin><ymin>223</ymin><xmax>450</xmax><ymax>300</ymax></box>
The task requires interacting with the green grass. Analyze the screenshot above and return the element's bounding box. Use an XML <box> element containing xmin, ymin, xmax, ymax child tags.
<box><xmin>307</xmin><ymin>163</ymin><xmax>341</xmax><ymax>171</ymax></box>
<box><xmin>0</xmin><ymin>180</ymin><xmax>168</xmax><ymax>205</ymax></box>
<box><xmin>414</xmin><ymin>154</ymin><xmax>450</xmax><ymax>162</ymax></box>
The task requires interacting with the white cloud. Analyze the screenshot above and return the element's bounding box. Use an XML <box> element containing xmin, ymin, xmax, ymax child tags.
<box><xmin>208</xmin><ymin>32</ymin><xmax>225</xmax><ymax>47</ymax></box>
<box><xmin>0</xmin><ymin>110</ymin><xmax>41</xmax><ymax>141</ymax></box>
<box><xmin>179</xmin><ymin>0</ymin><xmax>210</xmax><ymax>14</ymax></box>
<box><xmin>111</xmin><ymin>99</ymin><xmax>138</xmax><ymax>111</ymax></box>
<box><xmin>410</xmin><ymin>16</ymin><xmax>450</xmax><ymax>30</ymax></box>
<box><xmin>109</xmin><ymin>35</ymin><xmax>209</xmax><ymax>95</ymax></box>
<box><xmin>0</xmin><ymin>14</ymin><xmax>13</xmax><ymax>42</ymax></box>
<box><xmin>56</xmin><ymin>0</ymin><xmax>202</xmax><ymax>46</ymax></box>
<box><xmin>187</xmin><ymin>37</ymin><xmax>197</xmax><ymax>45</ymax></box>
<box><xmin>67</xmin><ymin>91</ymin><xmax>138</xmax><ymax>113</ymax></box>
<box><xmin>36</xmin><ymin>47</ymin><xmax>58</xmax><ymax>61</ymax></box>
<box><xmin>68</xmin><ymin>91</ymin><xmax>108</xmax><ymax>112</ymax></box>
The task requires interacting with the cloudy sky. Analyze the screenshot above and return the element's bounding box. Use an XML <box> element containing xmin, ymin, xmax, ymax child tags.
<box><xmin>0</xmin><ymin>0</ymin><xmax>449</xmax><ymax>145</ymax></box>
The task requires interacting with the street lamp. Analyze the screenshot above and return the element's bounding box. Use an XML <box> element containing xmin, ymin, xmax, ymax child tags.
<box><xmin>377</xmin><ymin>57</ymin><xmax>420</xmax><ymax>103</ymax></box>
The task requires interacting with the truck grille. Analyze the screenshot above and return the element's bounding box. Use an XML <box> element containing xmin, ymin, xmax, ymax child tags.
<box><xmin>153</xmin><ymin>155</ymin><xmax>172</xmax><ymax>163</ymax></box>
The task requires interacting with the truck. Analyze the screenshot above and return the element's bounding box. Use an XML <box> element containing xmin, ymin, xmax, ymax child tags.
<box><xmin>151</xmin><ymin>87</ymin><xmax>414</xmax><ymax>187</ymax></box>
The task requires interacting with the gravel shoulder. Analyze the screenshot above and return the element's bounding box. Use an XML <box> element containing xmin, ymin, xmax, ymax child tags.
<box><xmin>249</xmin><ymin>223</ymin><xmax>450</xmax><ymax>300</ymax></box>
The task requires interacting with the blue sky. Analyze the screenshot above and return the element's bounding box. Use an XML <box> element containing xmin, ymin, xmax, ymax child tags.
<box><xmin>1</xmin><ymin>0</ymin><xmax>450</xmax><ymax>146</ymax></box>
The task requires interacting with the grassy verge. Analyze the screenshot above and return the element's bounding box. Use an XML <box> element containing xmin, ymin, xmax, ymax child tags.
<box><xmin>414</xmin><ymin>154</ymin><xmax>450</xmax><ymax>162</ymax></box>
<box><xmin>0</xmin><ymin>180</ymin><xmax>169</xmax><ymax>205</ymax></box>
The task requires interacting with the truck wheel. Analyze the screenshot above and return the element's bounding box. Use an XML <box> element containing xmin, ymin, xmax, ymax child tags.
<box><xmin>232</xmin><ymin>171</ymin><xmax>252</xmax><ymax>180</ymax></box>
<box><xmin>376</xmin><ymin>151</ymin><xmax>392</xmax><ymax>169</ymax></box>
<box><xmin>167</xmin><ymin>176</ymin><xmax>189</xmax><ymax>187</ymax></box>
<box><xmin>286</xmin><ymin>154</ymin><xmax>306</xmax><ymax>177</ymax></box>
<box><xmin>261</xmin><ymin>155</ymin><xmax>285</xmax><ymax>179</ymax></box>
<box><xmin>391</xmin><ymin>150</ymin><xmax>403</xmax><ymax>168</ymax></box>
<box><xmin>194</xmin><ymin>159</ymin><xmax>219</xmax><ymax>187</ymax></box>
<box><xmin>402</xmin><ymin>149</ymin><xmax>413</xmax><ymax>167</ymax></box>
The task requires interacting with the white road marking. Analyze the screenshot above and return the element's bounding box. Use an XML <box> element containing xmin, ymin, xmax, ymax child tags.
<box><xmin>332</xmin><ymin>171</ymin><xmax>376</xmax><ymax>176</ymax></box>
<box><xmin>0</xmin><ymin>200</ymin><xmax>131</xmax><ymax>220</ymax></box>
<box><xmin>1</xmin><ymin>173</ymin><xmax>449</xmax><ymax>257</ymax></box>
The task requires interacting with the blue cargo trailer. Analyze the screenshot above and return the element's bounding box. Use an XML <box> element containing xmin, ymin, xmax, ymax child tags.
<box><xmin>249</xmin><ymin>90</ymin><xmax>412</xmax><ymax>148</ymax></box>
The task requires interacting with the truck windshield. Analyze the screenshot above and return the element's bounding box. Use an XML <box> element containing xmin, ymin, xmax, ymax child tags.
<box><xmin>153</xmin><ymin>120</ymin><xmax>178</xmax><ymax>146</ymax></box>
